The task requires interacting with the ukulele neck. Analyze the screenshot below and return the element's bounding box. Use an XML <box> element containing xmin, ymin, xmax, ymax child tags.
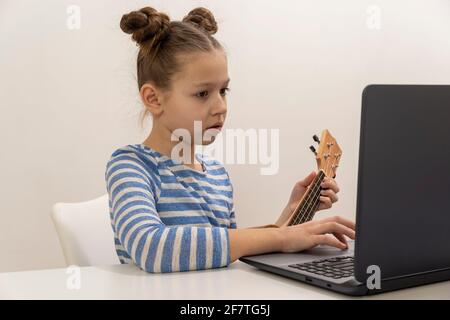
<box><xmin>288</xmin><ymin>170</ymin><xmax>326</xmax><ymax>226</ymax></box>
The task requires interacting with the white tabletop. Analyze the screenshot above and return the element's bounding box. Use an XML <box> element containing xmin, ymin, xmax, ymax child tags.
<box><xmin>1</xmin><ymin>261</ymin><xmax>449</xmax><ymax>300</ymax></box>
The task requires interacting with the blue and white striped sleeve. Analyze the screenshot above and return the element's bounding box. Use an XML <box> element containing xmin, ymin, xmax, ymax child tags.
<box><xmin>105</xmin><ymin>154</ymin><xmax>231</xmax><ymax>273</ymax></box>
<box><xmin>224</xmin><ymin>168</ymin><xmax>237</xmax><ymax>229</ymax></box>
<box><xmin>230</xmin><ymin>209</ymin><xmax>237</xmax><ymax>229</ymax></box>
<box><xmin>228</xmin><ymin>183</ymin><xmax>237</xmax><ymax>229</ymax></box>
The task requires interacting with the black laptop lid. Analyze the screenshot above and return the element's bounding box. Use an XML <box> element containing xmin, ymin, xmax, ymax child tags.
<box><xmin>354</xmin><ymin>85</ymin><xmax>450</xmax><ymax>283</ymax></box>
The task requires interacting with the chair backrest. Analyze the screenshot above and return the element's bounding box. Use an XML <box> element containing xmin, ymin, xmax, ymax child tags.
<box><xmin>51</xmin><ymin>194</ymin><xmax>119</xmax><ymax>267</ymax></box>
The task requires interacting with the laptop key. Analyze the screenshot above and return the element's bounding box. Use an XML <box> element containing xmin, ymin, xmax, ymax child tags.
<box><xmin>288</xmin><ymin>256</ymin><xmax>355</xmax><ymax>279</ymax></box>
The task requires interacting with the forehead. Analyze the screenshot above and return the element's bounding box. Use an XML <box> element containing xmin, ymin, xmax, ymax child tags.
<box><xmin>173</xmin><ymin>50</ymin><xmax>229</xmax><ymax>86</ymax></box>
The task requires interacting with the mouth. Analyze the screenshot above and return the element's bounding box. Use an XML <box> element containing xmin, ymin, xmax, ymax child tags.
<box><xmin>207</xmin><ymin>123</ymin><xmax>223</xmax><ymax>130</ymax></box>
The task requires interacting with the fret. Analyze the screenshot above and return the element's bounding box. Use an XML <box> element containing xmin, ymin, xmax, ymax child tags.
<box><xmin>289</xmin><ymin>171</ymin><xmax>325</xmax><ymax>225</ymax></box>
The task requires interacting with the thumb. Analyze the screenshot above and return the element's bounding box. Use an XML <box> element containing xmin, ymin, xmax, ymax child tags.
<box><xmin>299</xmin><ymin>171</ymin><xmax>316</xmax><ymax>187</ymax></box>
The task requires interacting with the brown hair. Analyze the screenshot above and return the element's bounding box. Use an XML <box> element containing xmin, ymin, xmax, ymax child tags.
<box><xmin>120</xmin><ymin>6</ymin><xmax>224</xmax><ymax>126</ymax></box>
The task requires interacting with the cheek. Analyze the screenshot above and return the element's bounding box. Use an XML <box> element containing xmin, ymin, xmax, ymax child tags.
<box><xmin>164</xmin><ymin>100</ymin><xmax>206</xmax><ymax>131</ymax></box>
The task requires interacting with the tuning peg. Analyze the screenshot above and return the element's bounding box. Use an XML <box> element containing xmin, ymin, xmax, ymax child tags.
<box><xmin>309</xmin><ymin>145</ymin><xmax>317</xmax><ymax>155</ymax></box>
<box><xmin>313</xmin><ymin>134</ymin><xmax>320</xmax><ymax>144</ymax></box>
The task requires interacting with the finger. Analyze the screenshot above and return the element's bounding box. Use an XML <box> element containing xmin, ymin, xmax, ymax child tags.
<box><xmin>320</xmin><ymin>189</ymin><xmax>338</xmax><ymax>203</ymax></box>
<box><xmin>319</xmin><ymin>196</ymin><xmax>332</xmax><ymax>209</ymax></box>
<box><xmin>333</xmin><ymin>232</ymin><xmax>348</xmax><ymax>248</ymax></box>
<box><xmin>320</xmin><ymin>215</ymin><xmax>356</xmax><ymax>231</ymax></box>
<box><xmin>313</xmin><ymin>221</ymin><xmax>356</xmax><ymax>240</ymax></box>
<box><xmin>320</xmin><ymin>178</ymin><xmax>340</xmax><ymax>193</ymax></box>
<box><xmin>321</xmin><ymin>178</ymin><xmax>340</xmax><ymax>193</ymax></box>
<box><xmin>298</xmin><ymin>171</ymin><xmax>317</xmax><ymax>188</ymax></box>
<box><xmin>313</xmin><ymin>234</ymin><xmax>347</xmax><ymax>250</ymax></box>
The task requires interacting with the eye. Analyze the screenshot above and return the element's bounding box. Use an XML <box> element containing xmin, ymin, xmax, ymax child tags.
<box><xmin>196</xmin><ymin>91</ymin><xmax>209</xmax><ymax>98</ymax></box>
<box><xmin>220</xmin><ymin>87</ymin><xmax>230</xmax><ymax>96</ymax></box>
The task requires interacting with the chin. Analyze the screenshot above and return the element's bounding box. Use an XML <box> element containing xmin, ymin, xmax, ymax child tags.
<box><xmin>201</xmin><ymin>128</ymin><xmax>221</xmax><ymax>145</ymax></box>
<box><xmin>199</xmin><ymin>138</ymin><xmax>216</xmax><ymax>146</ymax></box>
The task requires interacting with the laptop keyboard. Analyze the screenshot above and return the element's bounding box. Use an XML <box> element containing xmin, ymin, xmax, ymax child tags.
<box><xmin>288</xmin><ymin>256</ymin><xmax>354</xmax><ymax>279</ymax></box>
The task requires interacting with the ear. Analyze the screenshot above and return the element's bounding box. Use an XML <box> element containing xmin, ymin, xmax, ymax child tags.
<box><xmin>139</xmin><ymin>83</ymin><xmax>165</xmax><ymax>117</ymax></box>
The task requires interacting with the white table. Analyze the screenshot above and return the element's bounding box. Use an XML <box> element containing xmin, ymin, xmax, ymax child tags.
<box><xmin>1</xmin><ymin>261</ymin><xmax>449</xmax><ymax>299</ymax></box>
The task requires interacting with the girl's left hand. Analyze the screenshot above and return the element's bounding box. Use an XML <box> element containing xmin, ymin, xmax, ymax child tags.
<box><xmin>275</xmin><ymin>171</ymin><xmax>340</xmax><ymax>227</ymax></box>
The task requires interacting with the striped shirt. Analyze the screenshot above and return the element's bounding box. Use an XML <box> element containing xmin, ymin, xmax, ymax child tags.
<box><xmin>105</xmin><ymin>143</ymin><xmax>237</xmax><ymax>273</ymax></box>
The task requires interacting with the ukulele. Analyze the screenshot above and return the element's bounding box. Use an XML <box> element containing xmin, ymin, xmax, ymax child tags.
<box><xmin>286</xmin><ymin>129</ymin><xmax>342</xmax><ymax>226</ymax></box>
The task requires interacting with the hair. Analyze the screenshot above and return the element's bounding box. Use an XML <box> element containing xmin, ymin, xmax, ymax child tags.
<box><xmin>120</xmin><ymin>6</ymin><xmax>224</xmax><ymax>127</ymax></box>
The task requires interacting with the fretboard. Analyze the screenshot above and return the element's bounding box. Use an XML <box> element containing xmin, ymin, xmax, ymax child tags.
<box><xmin>288</xmin><ymin>170</ymin><xmax>326</xmax><ymax>226</ymax></box>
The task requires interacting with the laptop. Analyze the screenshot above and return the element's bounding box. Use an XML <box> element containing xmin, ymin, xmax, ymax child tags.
<box><xmin>240</xmin><ymin>84</ymin><xmax>450</xmax><ymax>296</ymax></box>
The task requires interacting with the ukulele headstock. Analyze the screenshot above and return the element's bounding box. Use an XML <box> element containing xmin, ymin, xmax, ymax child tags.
<box><xmin>309</xmin><ymin>129</ymin><xmax>342</xmax><ymax>178</ymax></box>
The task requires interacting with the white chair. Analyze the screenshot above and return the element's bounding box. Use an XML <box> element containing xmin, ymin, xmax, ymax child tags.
<box><xmin>51</xmin><ymin>194</ymin><xmax>119</xmax><ymax>267</ymax></box>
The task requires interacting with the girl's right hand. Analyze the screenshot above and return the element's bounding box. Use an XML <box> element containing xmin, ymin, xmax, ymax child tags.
<box><xmin>278</xmin><ymin>215</ymin><xmax>356</xmax><ymax>253</ymax></box>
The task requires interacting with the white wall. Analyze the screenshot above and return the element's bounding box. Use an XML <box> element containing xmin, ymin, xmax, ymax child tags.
<box><xmin>1</xmin><ymin>0</ymin><xmax>449</xmax><ymax>272</ymax></box>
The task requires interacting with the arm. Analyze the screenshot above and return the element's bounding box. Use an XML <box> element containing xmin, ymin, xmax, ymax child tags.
<box><xmin>228</xmin><ymin>228</ymin><xmax>282</xmax><ymax>262</ymax></box>
<box><xmin>214</xmin><ymin>171</ymin><xmax>348</xmax><ymax>261</ymax></box>
<box><xmin>243</xmin><ymin>171</ymin><xmax>336</xmax><ymax>230</ymax></box>
<box><xmin>228</xmin><ymin>216</ymin><xmax>356</xmax><ymax>262</ymax></box>
<box><xmin>225</xmin><ymin>172</ymin><xmax>354</xmax><ymax>263</ymax></box>
<box><xmin>275</xmin><ymin>204</ymin><xmax>292</xmax><ymax>227</ymax></box>
<box><xmin>245</xmin><ymin>224</ymin><xmax>280</xmax><ymax>229</ymax></box>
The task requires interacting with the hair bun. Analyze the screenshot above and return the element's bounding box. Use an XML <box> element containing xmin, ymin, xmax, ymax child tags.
<box><xmin>182</xmin><ymin>7</ymin><xmax>218</xmax><ymax>35</ymax></box>
<box><xmin>120</xmin><ymin>7</ymin><xmax>170</xmax><ymax>45</ymax></box>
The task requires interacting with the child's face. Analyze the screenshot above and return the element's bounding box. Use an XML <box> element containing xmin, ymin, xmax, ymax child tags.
<box><xmin>160</xmin><ymin>49</ymin><xmax>229</xmax><ymax>145</ymax></box>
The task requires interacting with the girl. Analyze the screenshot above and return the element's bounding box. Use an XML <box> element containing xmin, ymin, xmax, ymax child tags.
<box><xmin>105</xmin><ymin>6</ymin><xmax>355</xmax><ymax>273</ymax></box>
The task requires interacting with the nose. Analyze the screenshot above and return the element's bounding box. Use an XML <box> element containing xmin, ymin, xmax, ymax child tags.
<box><xmin>210</xmin><ymin>92</ymin><xmax>227</xmax><ymax>116</ymax></box>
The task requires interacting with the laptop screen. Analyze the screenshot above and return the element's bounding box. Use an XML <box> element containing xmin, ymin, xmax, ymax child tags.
<box><xmin>354</xmin><ymin>84</ymin><xmax>450</xmax><ymax>282</ymax></box>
